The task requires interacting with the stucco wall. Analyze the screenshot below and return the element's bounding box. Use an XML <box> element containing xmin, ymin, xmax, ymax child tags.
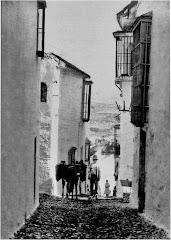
<box><xmin>39</xmin><ymin>57</ymin><xmax>60</xmax><ymax>195</ymax></box>
<box><xmin>1</xmin><ymin>1</ymin><xmax>40</xmax><ymax>238</ymax></box>
<box><xmin>116</xmin><ymin>80</ymin><xmax>134</xmax><ymax>198</ymax></box>
<box><xmin>57</xmin><ymin>68</ymin><xmax>89</xmax><ymax>195</ymax></box>
<box><xmin>39</xmin><ymin>56</ymin><xmax>90</xmax><ymax>196</ymax></box>
<box><xmin>139</xmin><ymin>0</ymin><xmax>169</xmax><ymax>231</ymax></box>
<box><xmin>131</xmin><ymin>0</ymin><xmax>170</xmax><ymax>231</ymax></box>
<box><xmin>39</xmin><ymin>60</ymin><xmax>52</xmax><ymax>185</ymax></box>
<box><xmin>129</xmin><ymin>127</ymin><xmax>140</xmax><ymax>208</ymax></box>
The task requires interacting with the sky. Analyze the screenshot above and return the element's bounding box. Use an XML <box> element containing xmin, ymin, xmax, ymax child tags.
<box><xmin>45</xmin><ymin>1</ymin><xmax>128</xmax><ymax>104</ymax></box>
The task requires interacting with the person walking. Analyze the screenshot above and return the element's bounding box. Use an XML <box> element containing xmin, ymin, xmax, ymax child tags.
<box><xmin>88</xmin><ymin>155</ymin><xmax>101</xmax><ymax>196</ymax></box>
<box><xmin>113</xmin><ymin>186</ymin><xmax>117</xmax><ymax>196</ymax></box>
<box><xmin>104</xmin><ymin>180</ymin><xmax>111</xmax><ymax>197</ymax></box>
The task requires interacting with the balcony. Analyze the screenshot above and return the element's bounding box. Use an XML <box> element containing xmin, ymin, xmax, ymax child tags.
<box><xmin>113</xmin><ymin>31</ymin><xmax>133</xmax><ymax>85</ymax></box>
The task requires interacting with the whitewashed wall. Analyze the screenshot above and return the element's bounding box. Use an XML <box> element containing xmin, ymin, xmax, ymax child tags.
<box><xmin>130</xmin><ymin>0</ymin><xmax>170</xmax><ymax>231</ymax></box>
<box><xmin>116</xmin><ymin>80</ymin><xmax>134</xmax><ymax>198</ymax></box>
<box><xmin>2</xmin><ymin>2</ymin><xmax>40</xmax><ymax>238</ymax></box>
<box><xmin>57</xmin><ymin>68</ymin><xmax>90</xmax><ymax>196</ymax></box>
<box><xmin>39</xmin><ymin>57</ymin><xmax>60</xmax><ymax>196</ymax></box>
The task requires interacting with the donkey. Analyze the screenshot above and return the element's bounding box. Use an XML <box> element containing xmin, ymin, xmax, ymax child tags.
<box><xmin>56</xmin><ymin>161</ymin><xmax>86</xmax><ymax>200</ymax></box>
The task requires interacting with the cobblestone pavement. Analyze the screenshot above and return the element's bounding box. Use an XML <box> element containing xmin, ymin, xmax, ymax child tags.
<box><xmin>12</xmin><ymin>193</ymin><xmax>169</xmax><ymax>239</ymax></box>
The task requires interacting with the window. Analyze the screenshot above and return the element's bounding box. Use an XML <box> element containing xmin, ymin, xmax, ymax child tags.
<box><xmin>80</xmin><ymin>146</ymin><xmax>83</xmax><ymax>161</ymax></box>
<box><xmin>113</xmin><ymin>31</ymin><xmax>133</xmax><ymax>78</ymax></box>
<box><xmin>85</xmin><ymin>138</ymin><xmax>91</xmax><ymax>162</ymax></box>
<box><xmin>37</xmin><ymin>1</ymin><xmax>46</xmax><ymax>57</ymax></box>
<box><xmin>131</xmin><ymin>13</ymin><xmax>152</xmax><ymax>127</ymax></box>
<box><xmin>114</xmin><ymin>140</ymin><xmax>120</xmax><ymax>157</ymax></box>
<box><xmin>68</xmin><ymin>147</ymin><xmax>77</xmax><ymax>165</ymax></box>
<box><xmin>82</xmin><ymin>80</ymin><xmax>92</xmax><ymax>122</ymax></box>
<box><xmin>41</xmin><ymin>82</ymin><xmax>47</xmax><ymax>102</ymax></box>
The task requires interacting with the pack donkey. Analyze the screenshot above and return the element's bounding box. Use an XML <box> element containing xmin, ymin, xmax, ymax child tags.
<box><xmin>56</xmin><ymin>160</ymin><xmax>86</xmax><ymax>200</ymax></box>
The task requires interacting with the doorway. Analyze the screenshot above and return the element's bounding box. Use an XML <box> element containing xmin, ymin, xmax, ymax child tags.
<box><xmin>138</xmin><ymin>128</ymin><xmax>146</xmax><ymax>212</ymax></box>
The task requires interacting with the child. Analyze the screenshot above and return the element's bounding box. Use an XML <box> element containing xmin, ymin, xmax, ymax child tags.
<box><xmin>104</xmin><ymin>180</ymin><xmax>111</xmax><ymax>197</ymax></box>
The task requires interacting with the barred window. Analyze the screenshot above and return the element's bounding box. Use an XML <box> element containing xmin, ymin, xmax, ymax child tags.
<box><xmin>82</xmin><ymin>80</ymin><xmax>92</xmax><ymax>122</ymax></box>
<box><xmin>131</xmin><ymin>13</ymin><xmax>152</xmax><ymax>127</ymax></box>
<box><xmin>113</xmin><ymin>31</ymin><xmax>133</xmax><ymax>78</ymax></box>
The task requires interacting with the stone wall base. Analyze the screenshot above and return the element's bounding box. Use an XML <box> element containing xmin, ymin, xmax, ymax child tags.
<box><xmin>39</xmin><ymin>178</ymin><xmax>54</xmax><ymax>195</ymax></box>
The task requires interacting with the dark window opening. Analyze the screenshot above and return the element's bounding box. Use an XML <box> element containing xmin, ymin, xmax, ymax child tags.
<box><xmin>41</xmin><ymin>82</ymin><xmax>47</xmax><ymax>102</ymax></box>
<box><xmin>131</xmin><ymin>15</ymin><xmax>152</xmax><ymax>127</ymax></box>
<box><xmin>82</xmin><ymin>80</ymin><xmax>92</xmax><ymax>122</ymax></box>
<box><xmin>68</xmin><ymin>147</ymin><xmax>77</xmax><ymax>165</ymax></box>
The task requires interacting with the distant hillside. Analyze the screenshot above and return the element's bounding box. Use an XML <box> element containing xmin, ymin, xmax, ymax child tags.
<box><xmin>91</xmin><ymin>82</ymin><xmax>121</xmax><ymax>105</ymax></box>
<box><xmin>89</xmin><ymin>102</ymin><xmax>120</xmax><ymax>142</ymax></box>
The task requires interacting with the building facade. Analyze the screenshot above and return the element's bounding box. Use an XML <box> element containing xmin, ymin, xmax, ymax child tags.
<box><xmin>39</xmin><ymin>53</ymin><xmax>60</xmax><ymax>195</ymax></box>
<box><xmin>39</xmin><ymin>53</ymin><xmax>92</xmax><ymax>196</ymax></box>
<box><xmin>113</xmin><ymin>31</ymin><xmax>134</xmax><ymax>198</ymax></box>
<box><xmin>131</xmin><ymin>1</ymin><xmax>170</xmax><ymax>232</ymax></box>
<box><xmin>1</xmin><ymin>1</ymin><xmax>46</xmax><ymax>238</ymax></box>
<box><xmin>117</xmin><ymin>0</ymin><xmax>170</xmax><ymax>232</ymax></box>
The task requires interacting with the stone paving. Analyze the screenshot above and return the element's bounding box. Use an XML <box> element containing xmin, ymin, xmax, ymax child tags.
<box><xmin>11</xmin><ymin>193</ymin><xmax>169</xmax><ymax>239</ymax></box>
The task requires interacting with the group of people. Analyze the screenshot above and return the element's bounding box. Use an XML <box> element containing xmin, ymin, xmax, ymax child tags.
<box><xmin>88</xmin><ymin>154</ymin><xmax>112</xmax><ymax>197</ymax></box>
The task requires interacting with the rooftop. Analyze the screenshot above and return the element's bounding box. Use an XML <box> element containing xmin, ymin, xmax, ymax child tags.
<box><xmin>48</xmin><ymin>52</ymin><xmax>91</xmax><ymax>79</ymax></box>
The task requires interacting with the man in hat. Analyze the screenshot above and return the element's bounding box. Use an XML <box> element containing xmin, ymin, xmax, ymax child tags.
<box><xmin>89</xmin><ymin>154</ymin><xmax>101</xmax><ymax>196</ymax></box>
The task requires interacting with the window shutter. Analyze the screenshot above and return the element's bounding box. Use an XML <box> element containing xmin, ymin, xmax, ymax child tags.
<box><xmin>37</xmin><ymin>1</ymin><xmax>46</xmax><ymax>57</ymax></box>
<box><xmin>81</xmin><ymin>80</ymin><xmax>92</xmax><ymax>122</ymax></box>
<box><xmin>131</xmin><ymin>14</ymin><xmax>152</xmax><ymax>127</ymax></box>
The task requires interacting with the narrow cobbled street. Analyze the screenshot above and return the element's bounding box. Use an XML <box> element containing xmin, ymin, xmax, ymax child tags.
<box><xmin>12</xmin><ymin>193</ymin><xmax>168</xmax><ymax>239</ymax></box>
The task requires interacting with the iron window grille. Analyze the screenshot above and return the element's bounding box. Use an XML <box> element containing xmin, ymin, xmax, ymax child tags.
<box><xmin>81</xmin><ymin>80</ymin><xmax>92</xmax><ymax>122</ymax></box>
<box><xmin>131</xmin><ymin>13</ymin><xmax>152</xmax><ymax>127</ymax></box>
<box><xmin>37</xmin><ymin>1</ymin><xmax>46</xmax><ymax>57</ymax></box>
<box><xmin>113</xmin><ymin>31</ymin><xmax>133</xmax><ymax>78</ymax></box>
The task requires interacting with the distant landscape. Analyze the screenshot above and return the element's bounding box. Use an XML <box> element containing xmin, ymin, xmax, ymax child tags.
<box><xmin>89</xmin><ymin>101</ymin><xmax>120</xmax><ymax>143</ymax></box>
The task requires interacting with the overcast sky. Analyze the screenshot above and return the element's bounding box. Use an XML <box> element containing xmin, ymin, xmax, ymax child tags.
<box><xmin>45</xmin><ymin>1</ymin><xmax>127</xmax><ymax>104</ymax></box>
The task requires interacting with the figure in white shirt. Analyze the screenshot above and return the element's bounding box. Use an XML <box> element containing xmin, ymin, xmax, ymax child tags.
<box><xmin>88</xmin><ymin>155</ymin><xmax>101</xmax><ymax>196</ymax></box>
